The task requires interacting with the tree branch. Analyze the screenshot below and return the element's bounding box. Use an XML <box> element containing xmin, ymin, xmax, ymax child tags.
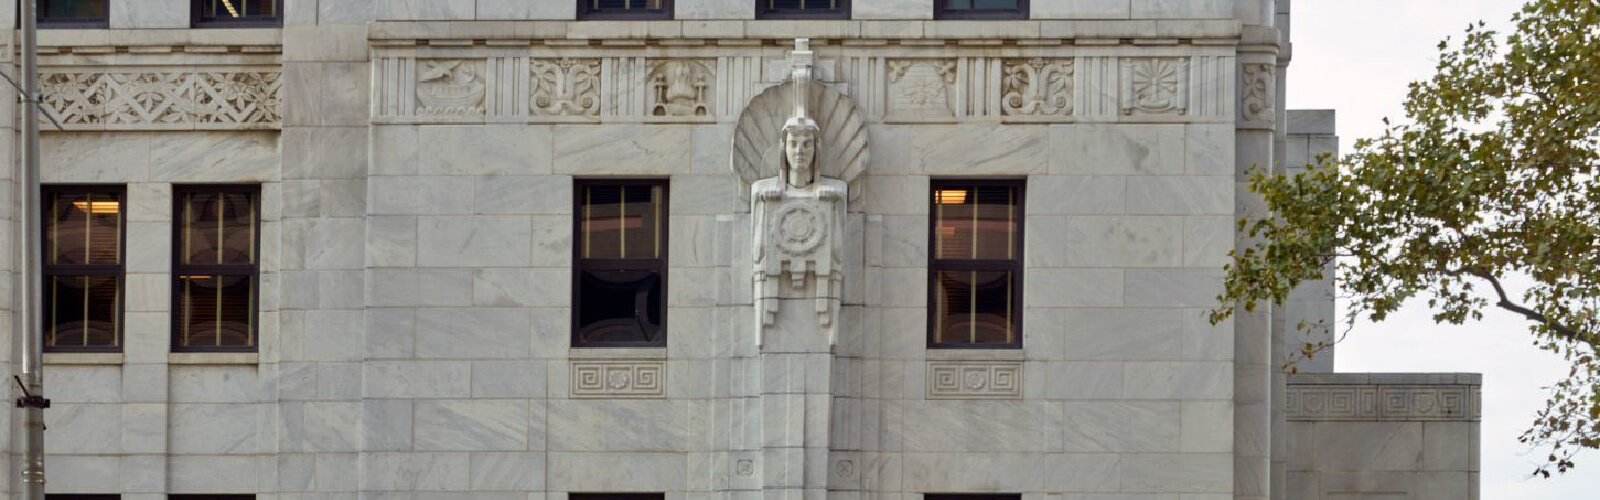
<box><xmin>1447</xmin><ymin>267</ymin><xmax>1585</xmax><ymax>342</ymax></box>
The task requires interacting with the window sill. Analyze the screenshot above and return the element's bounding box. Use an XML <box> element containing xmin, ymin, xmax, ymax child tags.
<box><xmin>169</xmin><ymin>352</ymin><xmax>259</xmax><ymax>365</ymax></box>
<box><xmin>925</xmin><ymin>348</ymin><xmax>1025</xmax><ymax>361</ymax></box>
<box><xmin>43</xmin><ymin>352</ymin><xmax>124</xmax><ymax>365</ymax></box>
<box><xmin>569</xmin><ymin>347</ymin><xmax>667</xmax><ymax>360</ymax></box>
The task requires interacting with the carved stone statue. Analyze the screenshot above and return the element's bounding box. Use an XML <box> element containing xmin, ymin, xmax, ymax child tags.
<box><xmin>751</xmin><ymin>39</ymin><xmax>848</xmax><ymax>346</ymax></box>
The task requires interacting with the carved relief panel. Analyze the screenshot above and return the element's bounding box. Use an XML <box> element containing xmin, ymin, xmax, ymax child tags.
<box><xmin>1001</xmin><ymin>58</ymin><xmax>1074</xmax><ymax>119</ymax></box>
<box><xmin>648</xmin><ymin>59</ymin><xmax>715</xmax><ymax>119</ymax></box>
<box><xmin>886</xmin><ymin>59</ymin><xmax>957</xmax><ymax>121</ymax></box>
<box><xmin>1121</xmin><ymin>57</ymin><xmax>1189</xmax><ymax>116</ymax></box>
<box><xmin>416</xmin><ymin>59</ymin><xmax>487</xmax><ymax>117</ymax></box>
<box><xmin>571</xmin><ymin>360</ymin><xmax>666</xmax><ymax>398</ymax></box>
<box><xmin>1240</xmin><ymin>63</ymin><xmax>1276</xmax><ymax>124</ymax></box>
<box><xmin>928</xmin><ymin>361</ymin><xmax>1022</xmax><ymax>399</ymax></box>
<box><xmin>531</xmin><ymin>58</ymin><xmax>602</xmax><ymax>118</ymax></box>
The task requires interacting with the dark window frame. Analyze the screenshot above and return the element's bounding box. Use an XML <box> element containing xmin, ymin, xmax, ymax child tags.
<box><xmin>33</xmin><ymin>0</ymin><xmax>111</xmax><ymax>29</ymax></box>
<box><xmin>191</xmin><ymin>0</ymin><xmax>283</xmax><ymax>28</ymax></box>
<box><xmin>41</xmin><ymin>184</ymin><xmax>126</xmax><ymax>353</ymax></box>
<box><xmin>48</xmin><ymin>495</ymin><xmax>120</xmax><ymax>500</ymax></box>
<box><xmin>169</xmin><ymin>496</ymin><xmax>253</xmax><ymax>499</ymax></box>
<box><xmin>572</xmin><ymin>179</ymin><xmax>670</xmax><ymax>348</ymax></box>
<box><xmin>927</xmin><ymin>179</ymin><xmax>1025</xmax><ymax>350</ymax></box>
<box><xmin>756</xmin><ymin>0</ymin><xmax>850</xmax><ymax>20</ymax></box>
<box><xmin>933</xmin><ymin>0</ymin><xmax>1029</xmax><ymax>20</ymax></box>
<box><xmin>170</xmin><ymin>184</ymin><xmax>261</xmax><ymax>353</ymax></box>
<box><xmin>577</xmin><ymin>0</ymin><xmax>674</xmax><ymax>20</ymax></box>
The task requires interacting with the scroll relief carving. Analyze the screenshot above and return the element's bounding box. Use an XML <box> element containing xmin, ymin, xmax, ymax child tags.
<box><xmin>417</xmin><ymin>59</ymin><xmax>486</xmax><ymax>116</ymax></box>
<box><xmin>1121</xmin><ymin>57</ymin><xmax>1188</xmax><ymax>116</ymax></box>
<box><xmin>1240</xmin><ymin>63</ymin><xmax>1275</xmax><ymax>123</ymax></box>
<box><xmin>650</xmin><ymin>59</ymin><xmax>714</xmax><ymax>117</ymax></box>
<box><xmin>1285</xmin><ymin>384</ymin><xmax>1480</xmax><ymax>421</ymax></box>
<box><xmin>532</xmin><ymin>58</ymin><xmax>601</xmax><ymax>117</ymax></box>
<box><xmin>928</xmin><ymin>361</ymin><xmax>1021</xmax><ymax>399</ymax></box>
<box><xmin>41</xmin><ymin>70</ymin><xmax>281</xmax><ymax>129</ymax></box>
<box><xmin>571</xmin><ymin>360</ymin><xmax>665</xmax><ymax>398</ymax></box>
<box><xmin>887</xmin><ymin>59</ymin><xmax>957</xmax><ymax>120</ymax></box>
<box><xmin>1002</xmin><ymin>58</ymin><xmax>1074</xmax><ymax>117</ymax></box>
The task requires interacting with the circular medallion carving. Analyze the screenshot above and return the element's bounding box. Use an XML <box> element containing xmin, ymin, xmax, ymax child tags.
<box><xmin>774</xmin><ymin>204</ymin><xmax>824</xmax><ymax>255</ymax></box>
<box><xmin>964</xmin><ymin>372</ymin><xmax>987</xmax><ymax>390</ymax></box>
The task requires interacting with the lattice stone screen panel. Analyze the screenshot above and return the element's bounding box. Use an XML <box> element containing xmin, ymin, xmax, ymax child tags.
<box><xmin>40</xmin><ymin>68</ymin><xmax>282</xmax><ymax>130</ymax></box>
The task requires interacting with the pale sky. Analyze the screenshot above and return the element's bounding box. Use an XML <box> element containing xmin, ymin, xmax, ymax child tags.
<box><xmin>1286</xmin><ymin>0</ymin><xmax>1600</xmax><ymax>497</ymax></box>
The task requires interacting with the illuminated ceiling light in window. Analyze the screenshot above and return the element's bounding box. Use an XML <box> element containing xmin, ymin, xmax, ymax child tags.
<box><xmin>221</xmin><ymin>0</ymin><xmax>241</xmax><ymax>18</ymax></box>
<box><xmin>936</xmin><ymin>189</ymin><xmax>968</xmax><ymax>205</ymax></box>
<box><xmin>72</xmin><ymin>200</ymin><xmax>120</xmax><ymax>215</ymax></box>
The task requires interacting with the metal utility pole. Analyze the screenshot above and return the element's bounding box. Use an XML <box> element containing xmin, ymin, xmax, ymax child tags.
<box><xmin>17</xmin><ymin>0</ymin><xmax>49</xmax><ymax>498</ymax></box>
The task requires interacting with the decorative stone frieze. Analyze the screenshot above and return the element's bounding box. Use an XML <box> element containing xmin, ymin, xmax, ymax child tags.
<box><xmin>39</xmin><ymin>69</ymin><xmax>281</xmax><ymax>130</ymax></box>
<box><xmin>1001</xmin><ymin>58</ymin><xmax>1075</xmax><ymax>119</ymax></box>
<box><xmin>571</xmin><ymin>360</ymin><xmax>666</xmax><ymax>398</ymax></box>
<box><xmin>886</xmin><ymin>59</ymin><xmax>957</xmax><ymax>121</ymax></box>
<box><xmin>927</xmin><ymin>361</ymin><xmax>1022</xmax><ymax>399</ymax></box>
<box><xmin>1285</xmin><ymin>383</ymin><xmax>1481</xmax><ymax>422</ymax></box>
<box><xmin>1240</xmin><ymin>63</ymin><xmax>1276</xmax><ymax>123</ymax></box>
<box><xmin>1122</xmin><ymin>57</ymin><xmax>1189</xmax><ymax>116</ymax></box>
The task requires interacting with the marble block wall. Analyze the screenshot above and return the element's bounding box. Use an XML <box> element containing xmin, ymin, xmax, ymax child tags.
<box><xmin>0</xmin><ymin>1</ymin><xmax>1467</xmax><ymax>500</ymax></box>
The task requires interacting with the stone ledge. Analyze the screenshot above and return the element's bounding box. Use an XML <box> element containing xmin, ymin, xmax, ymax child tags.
<box><xmin>924</xmin><ymin>348</ymin><xmax>1026</xmax><ymax>361</ymax></box>
<box><xmin>168</xmin><ymin>352</ymin><xmax>260</xmax><ymax>365</ymax></box>
<box><xmin>567</xmin><ymin>347</ymin><xmax>668</xmax><ymax>360</ymax></box>
<box><xmin>42</xmin><ymin>352</ymin><xmax>125</xmax><ymax>365</ymax></box>
<box><xmin>31</xmin><ymin>28</ymin><xmax>282</xmax><ymax>53</ymax></box>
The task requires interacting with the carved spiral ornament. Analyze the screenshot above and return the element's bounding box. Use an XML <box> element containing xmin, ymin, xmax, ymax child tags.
<box><xmin>731</xmin><ymin>81</ymin><xmax>869</xmax><ymax>204</ymax></box>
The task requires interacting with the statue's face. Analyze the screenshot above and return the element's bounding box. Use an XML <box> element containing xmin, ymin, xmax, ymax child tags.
<box><xmin>784</xmin><ymin>129</ymin><xmax>816</xmax><ymax>187</ymax></box>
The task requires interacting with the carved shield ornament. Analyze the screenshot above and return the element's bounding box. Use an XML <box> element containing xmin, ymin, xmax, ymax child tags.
<box><xmin>731</xmin><ymin>80</ymin><xmax>869</xmax><ymax>204</ymax></box>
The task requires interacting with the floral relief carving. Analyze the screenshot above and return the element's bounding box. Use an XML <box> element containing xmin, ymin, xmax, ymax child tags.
<box><xmin>572</xmin><ymin>360</ymin><xmax>665</xmax><ymax>398</ymax></box>
<box><xmin>887</xmin><ymin>59</ymin><xmax>957</xmax><ymax>119</ymax></box>
<box><xmin>531</xmin><ymin>58</ymin><xmax>601</xmax><ymax>117</ymax></box>
<box><xmin>1002</xmin><ymin>58</ymin><xmax>1074</xmax><ymax>117</ymax></box>
<box><xmin>649</xmin><ymin>59</ymin><xmax>713</xmax><ymax>117</ymax></box>
<box><xmin>1241</xmin><ymin>63</ymin><xmax>1275</xmax><ymax>123</ymax></box>
<box><xmin>40</xmin><ymin>70</ymin><xmax>281</xmax><ymax>129</ymax></box>
<box><xmin>1122</xmin><ymin>57</ymin><xmax>1188</xmax><ymax>116</ymax></box>
<box><xmin>417</xmin><ymin>59</ymin><xmax>486</xmax><ymax>116</ymax></box>
<box><xmin>928</xmin><ymin>361</ymin><xmax>1021</xmax><ymax>399</ymax></box>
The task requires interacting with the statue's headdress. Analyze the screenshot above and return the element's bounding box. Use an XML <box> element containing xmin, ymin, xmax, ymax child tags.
<box><xmin>784</xmin><ymin>39</ymin><xmax>821</xmax><ymax>136</ymax></box>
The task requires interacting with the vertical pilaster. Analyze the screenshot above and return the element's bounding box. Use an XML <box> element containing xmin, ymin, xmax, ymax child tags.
<box><xmin>1233</xmin><ymin>22</ymin><xmax>1282</xmax><ymax>499</ymax></box>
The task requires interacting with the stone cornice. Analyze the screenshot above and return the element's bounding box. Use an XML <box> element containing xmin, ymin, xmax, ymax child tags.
<box><xmin>26</xmin><ymin>28</ymin><xmax>283</xmax><ymax>55</ymax></box>
<box><xmin>368</xmin><ymin>19</ymin><xmax>1244</xmax><ymax>46</ymax></box>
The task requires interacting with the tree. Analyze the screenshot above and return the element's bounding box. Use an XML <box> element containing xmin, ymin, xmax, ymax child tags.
<box><xmin>1212</xmin><ymin>0</ymin><xmax>1600</xmax><ymax>476</ymax></box>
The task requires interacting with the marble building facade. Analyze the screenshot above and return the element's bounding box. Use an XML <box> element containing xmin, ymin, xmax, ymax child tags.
<box><xmin>0</xmin><ymin>1</ymin><xmax>1480</xmax><ymax>499</ymax></box>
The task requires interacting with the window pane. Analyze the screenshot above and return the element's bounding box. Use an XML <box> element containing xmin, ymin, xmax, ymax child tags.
<box><xmin>46</xmin><ymin>191</ymin><xmax>121</xmax><ymax>265</ymax></box>
<box><xmin>581</xmin><ymin>184</ymin><xmax>663</xmax><ymax>260</ymax></box>
<box><xmin>933</xmin><ymin>270</ymin><xmax>1014</xmax><ymax>344</ymax></box>
<box><xmin>45</xmin><ymin>275</ymin><xmax>120</xmax><ymax>349</ymax></box>
<box><xmin>198</xmin><ymin>0</ymin><xmax>279</xmax><ymax>20</ymax></box>
<box><xmin>769</xmin><ymin>0</ymin><xmax>839</xmax><ymax>9</ymax></box>
<box><xmin>181</xmin><ymin>191</ymin><xmax>257</xmax><ymax>265</ymax></box>
<box><xmin>933</xmin><ymin>185</ymin><xmax>1018</xmax><ymax>260</ymax></box>
<box><xmin>577</xmin><ymin>269</ymin><xmax>663</xmax><ymax>344</ymax></box>
<box><xmin>40</xmin><ymin>0</ymin><xmax>108</xmax><ymax>21</ymax></box>
<box><xmin>592</xmin><ymin>0</ymin><xmax>663</xmax><ymax>10</ymax></box>
<box><xmin>177</xmin><ymin>275</ymin><xmax>255</xmax><ymax>348</ymax></box>
<box><xmin>944</xmin><ymin>0</ymin><xmax>1018</xmax><ymax>9</ymax></box>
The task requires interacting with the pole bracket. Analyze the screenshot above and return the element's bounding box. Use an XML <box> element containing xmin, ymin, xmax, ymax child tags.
<box><xmin>13</xmin><ymin>375</ymin><xmax>50</xmax><ymax>409</ymax></box>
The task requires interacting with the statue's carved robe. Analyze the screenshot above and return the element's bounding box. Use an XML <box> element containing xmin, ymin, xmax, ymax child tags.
<box><xmin>751</xmin><ymin>176</ymin><xmax>847</xmax><ymax>340</ymax></box>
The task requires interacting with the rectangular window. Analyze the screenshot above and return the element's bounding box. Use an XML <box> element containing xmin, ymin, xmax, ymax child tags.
<box><xmin>38</xmin><ymin>0</ymin><xmax>109</xmax><ymax>27</ymax></box>
<box><xmin>927</xmin><ymin>495</ymin><xmax>1021</xmax><ymax>500</ymax></box>
<box><xmin>579</xmin><ymin>0</ymin><xmax>673</xmax><ymax>20</ymax></box>
<box><xmin>169</xmin><ymin>496</ymin><xmax>253</xmax><ymax>499</ymax></box>
<box><xmin>193</xmin><ymin>0</ymin><xmax>282</xmax><ymax>27</ymax></box>
<box><xmin>757</xmin><ymin>0</ymin><xmax>849</xmax><ymax>19</ymax></box>
<box><xmin>48</xmin><ymin>495</ymin><xmax>120</xmax><ymax>500</ymax></box>
<box><xmin>42</xmin><ymin>186</ymin><xmax>124</xmax><ymax>352</ymax></box>
<box><xmin>571</xmin><ymin>494</ymin><xmax>665</xmax><ymax>500</ymax></box>
<box><xmin>934</xmin><ymin>0</ymin><xmax>1027</xmax><ymax>20</ymax></box>
<box><xmin>929</xmin><ymin>181</ymin><xmax>1024</xmax><ymax>348</ymax></box>
<box><xmin>172</xmin><ymin>186</ymin><xmax>259</xmax><ymax>352</ymax></box>
<box><xmin>574</xmin><ymin>180</ymin><xmax>668</xmax><ymax>347</ymax></box>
